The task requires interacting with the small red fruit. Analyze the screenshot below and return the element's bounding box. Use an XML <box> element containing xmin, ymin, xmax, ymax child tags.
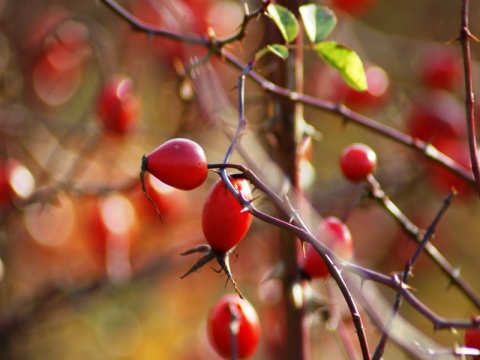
<box><xmin>142</xmin><ymin>138</ymin><xmax>208</xmax><ymax>191</ymax></box>
<box><xmin>406</xmin><ymin>91</ymin><xmax>465</xmax><ymax>142</ymax></box>
<box><xmin>207</xmin><ymin>294</ymin><xmax>261</xmax><ymax>359</ymax></box>
<box><xmin>32</xmin><ymin>53</ymin><xmax>81</xmax><ymax>107</ymax></box>
<box><xmin>300</xmin><ymin>217</ymin><xmax>353</xmax><ymax>279</ymax></box>
<box><xmin>24</xmin><ymin>9</ymin><xmax>90</xmax><ymax>107</ymax></box>
<box><xmin>95</xmin><ymin>75</ymin><xmax>140</xmax><ymax>135</ymax></box>
<box><xmin>420</xmin><ymin>48</ymin><xmax>461</xmax><ymax>92</ymax></box>
<box><xmin>465</xmin><ymin>327</ymin><xmax>480</xmax><ymax>359</ymax></box>
<box><xmin>202</xmin><ymin>178</ymin><xmax>252</xmax><ymax>253</ymax></box>
<box><xmin>331</xmin><ymin>0</ymin><xmax>377</xmax><ymax>15</ymax></box>
<box><xmin>340</xmin><ymin>143</ymin><xmax>377</xmax><ymax>182</ymax></box>
<box><xmin>426</xmin><ymin>138</ymin><xmax>473</xmax><ymax>197</ymax></box>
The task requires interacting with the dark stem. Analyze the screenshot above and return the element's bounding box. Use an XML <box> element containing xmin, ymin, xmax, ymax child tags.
<box><xmin>459</xmin><ymin>0</ymin><xmax>480</xmax><ymax>196</ymax></box>
<box><xmin>99</xmin><ymin>0</ymin><xmax>476</xmax><ymax>188</ymax></box>
<box><xmin>208</xmin><ymin>163</ymin><xmax>480</xmax><ymax>350</ymax></box>
<box><xmin>366</xmin><ymin>174</ymin><xmax>480</xmax><ymax>308</ymax></box>
<box><xmin>208</xmin><ymin>162</ymin><xmax>371</xmax><ymax>358</ymax></box>
<box><xmin>372</xmin><ymin>190</ymin><xmax>456</xmax><ymax>359</ymax></box>
<box><xmin>221</xmin><ymin>51</ymin><xmax>474</xmax><ymax>185</ymax></box>
<box><xmin>266</xmin><ymin>0</ymin><xmax>308</xmax><ymax>357</ymax></box>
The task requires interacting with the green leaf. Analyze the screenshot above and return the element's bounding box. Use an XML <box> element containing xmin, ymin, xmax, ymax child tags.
<box><xmin>266</xmin><ymin>4</ymin><xmax>299</xmax><ymax>43</ymax></box>
<box><xmin>254</xmin><ymin>44</ymin><xmax>289</xmax><ymax>62</ymax></box>
<box><xmin>299</xmin><ymin>4</ymin><xmax>337</xmax><ymax>43</ymax></box>
<box><xmin>266</xmin><ymin>44</ymin><xmax>289</xmax><ymax>60</ymax></box>
<box><xmin>315</xmin><ymin>41</ymin><xmax>367</xmax><ymax>91</ymax></box>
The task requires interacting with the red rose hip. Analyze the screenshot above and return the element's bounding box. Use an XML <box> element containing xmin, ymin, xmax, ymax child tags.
<box><xmin>300</xmin><ymin>216</ymin><xmax>353</xmax><ymax>279</ymax></box>
<box><xmin>340</xmin><ymin>143</ymin><xmax>377</xmax><ymax>182</ymax></box>
<box><xmin>202</xmin><ymin>177</ymin><xmax>252</xmax><ymax>253</ymax></box>
<box><xmin>207</xmin><ymin>294</ymin><xmax>261</xmax><ymax>359</ymax></box>
<box><xmin>143</xmin><ymin>138</ymin><xmax>208</xmax><ymax>191</ymax></box>
<box><xmin>96</xmin><ymin>75</ymin><xmax>140</xmax><ymax>135</ymax></box>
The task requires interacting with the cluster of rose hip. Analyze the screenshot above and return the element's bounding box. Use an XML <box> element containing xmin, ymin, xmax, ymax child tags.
<box><xmin>0</xmin><ymin>6</ymin><xmax>141</xmax><ymax>213</ymax></box>
<box><xmin>140</xmin><ymin>137</ymin><xmax>377</xmax><ymax>358</ymax></box>
<box><xmin>405</xmin><ymin>46</ymin><xmax>473</xmax><ymax>197</ymax></box>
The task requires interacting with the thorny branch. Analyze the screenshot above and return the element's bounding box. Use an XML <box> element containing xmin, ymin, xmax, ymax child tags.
<box><xmin>209</xmin><ymin>162</ymin><xmax>480</xmax><ymax>332</ymax></box>
<box><xmin>1</xmin><ymin>1</ymin><xmax>479</xmax><ymax>359</ymax></box>
<box><xmin>97</xmin><ymin>0</ymin><xmax>480</xmax><ymax>358</ymax></box>
<box><xmin>98</xmin><ymin>0</ymin><xmax>475</xmax><ymax>188</ymax></box>
<box><xmin>365</xmin><ymin>174</ymin><xmax>480</xmax><ymax>307</ymax></box>
<box><xmin>458</xmin><ymin>0</ymin><xmax>480</xmax><ymax>197</ymax></box>
<box><xmin>371</xmin><ymin>189</ymin><xmax>456</xmax><ymax>359</ymax></box>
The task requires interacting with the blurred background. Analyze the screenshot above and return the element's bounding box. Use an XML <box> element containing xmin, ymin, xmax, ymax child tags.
<box><xmin>0</xmin><ymin>0</ymin><xmax>480</xmax><ymax>359</ymax></box>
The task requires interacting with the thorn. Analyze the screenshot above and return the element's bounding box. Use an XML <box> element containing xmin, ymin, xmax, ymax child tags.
<box><xmin>445</xmin><ymin>36</ymin><xmax>460</xmax><ymax>45</ymax></box>
<box><xmin>402</xmin><ymin>283</ymin><xmax>417</xmax><ymax>292</ymax></box>
<box><xmin>470</xmin><ymin>33</ymin><xmax>480</xmax><ymax>42</ymax></box>
<box><xmin>359</xmin><ymin>277</ymin><xmax>366</xmax><ymax>292</ymax></box>
<box><xmin>243</xmin><ymin>2</ymin><xmax>250</xmax><ymax>16</ymax></box>
<box><xmin>447</xmin><ymin>267</ymin><xmax>461</xmax><ymax>290</ymax></box>
<box><xmin>180</xmin><ymin>244</ymin><xmax>211</xmax><ymax>256</ymax></box>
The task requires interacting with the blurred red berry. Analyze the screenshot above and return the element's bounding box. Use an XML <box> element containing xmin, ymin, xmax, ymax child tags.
<box><xmin>96</xmin><ymin>75</ymin><xmax>140</xmax><ymax>135</ymax></box>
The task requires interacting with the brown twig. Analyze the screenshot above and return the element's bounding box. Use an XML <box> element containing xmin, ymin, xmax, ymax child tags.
<box><xmin>458</xmin><ymin>0</ymin><xmax>480</xmax><ymax>196</ymax></box>
<box><xmin>98</xmin><ymin>0</ymin><xmax>475</xmax><ymax>189</ymax></box>
<box><xmin>365</xmin><ymin>174</ymin><xmax>480</xmax><ymax>308</ymax></box>
<box><xmin>371</xmin><ymin>188</ymin><xmax>456</xmax><ymax>359</ymax></box>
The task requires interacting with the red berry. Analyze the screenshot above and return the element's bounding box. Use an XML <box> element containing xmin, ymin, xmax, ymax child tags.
<box><xmin>24</xmin><ymin>9</ymin><xmax>90</xmax><ymax>107</ymax></box>
<box><xmin>202</xmin><ymin>178</ymin><xmax>252</xmax><ymax>253</ymax></box>
<box><xmin>420</xmin><ymin>48</ymin><xmax>461</xmax><ymax>92</ymax></box>
<box><xmin>96</xmin><ymin>75</ymin><xmax>140</xmax><ymax>135</ymax></box>
<box><xmin>465</xmin><ymin>327</ymin><xmax>480</xmax><ymax>359</ymax></box>
<box><xmin>143</xmin><ymin>138</ymin><xmax>208</xmax><ymax>191</ymax></box>
<box><xmin>300</xmin><ymin>217</ymin><xmax>353</xmax><ymax>279</ymax></box>
<box><xmin>331</xmin><ymin>0</ymin><xmax>377</xmax><ymax>16</ymax></box>
<box><xmin>340</xmin><ymin>143</ymin><xmax>377</xmax><ymax>182</ymax></box>
<box><xmin>406</xmin><ymin>91</ymin><xmax>465</xmax><ymax>142</ymax></box>
<box><xmin>31</xmin><ymin>52</ymin><xmax>82</xmax><ymax>107</ymax></box>
<box><xmin>426</xmin><ymin>138</ymin><xmax>473</xmax><ymax>197</ymax></box>
<box><xmin>205</xmin><ymin>0</ymin><xmax>244</xmax><ymax>38</ymax></box>
<box><xmin>207</xmin><ymin>294</ymin><xmax>261</xmax><ymax>359</ymax></box>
